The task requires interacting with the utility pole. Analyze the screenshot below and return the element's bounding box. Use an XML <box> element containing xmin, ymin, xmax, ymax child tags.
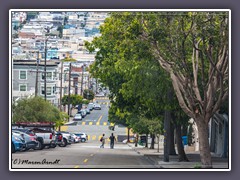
<box><xmin>80</xmin><ymin>65</ymin><xmax>85</xmax><ymax>96</ymax></box>
<box><xmin>60</xmin><ymin>61</ymin><xmax>63</xmax><ymax>111</ymax></box>
<box><xmin>35</xmin><ymin>51</ymin><xmax>40</xmax><ymax>97</ymax></box>
<box><xmin>44</xmin><ymin>38</ymin><xmax>48</xmax><ymax>101</ymax></box>
<box><xmin>67</xmin><ymin>63</ymin><xmax>72</xmax><ymax>121</ymax></box>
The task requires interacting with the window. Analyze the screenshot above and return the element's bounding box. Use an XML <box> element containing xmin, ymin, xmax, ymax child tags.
<box><xmin>41</xmin><ymin>86</ymin><xmax>45</xmax><ymax>95</ymax></box>
<box><xmin>46</xmin><ymin>72</ymin><xmax>52</xmax><ymax>80</ymax></box>
<box><xmin>19</xmin><ymin>84</ymin><xmax>27</xmax><ymax>91</ymax></box>
<box><xmin>47</xmin><ymin>87</ymin><xmax>52</xmax><ymax>95</ymax></box>
<box><xmin>41</xmin><ymin>86</ymin><xmax>52</xmax><ymax>96</ymax></box>
<box><xmin>19</xmin><ymin>71</ymin><xmax>27</xmax><ymax>80</ymax></box>
<box><xmin>42</xmin><ymin>72</ymin><xmax>52</xmax><ymax>80</ymax></box>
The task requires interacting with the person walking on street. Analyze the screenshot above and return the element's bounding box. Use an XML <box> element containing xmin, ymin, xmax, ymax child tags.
<box><xmin>100</xmin><ymin>134</ymin><xmax>106</xmax><ymax>148</ymax></box>
<box><xmin>109</xmin><ymin>133</ymin><xmax>116</xmax><ymax>149</ymax></box>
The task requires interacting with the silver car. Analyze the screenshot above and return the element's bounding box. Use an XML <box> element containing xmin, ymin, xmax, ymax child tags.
<box><xmin>73</xmin><ymin>113</ymin><xmax>82</xmax><ymax>121</ymax></box>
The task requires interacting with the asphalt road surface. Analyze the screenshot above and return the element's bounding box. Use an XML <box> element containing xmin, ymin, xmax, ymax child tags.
<box><xmin>11</xmin><ymin>98</ymin><xmax>153</xmax><ymax>169</ymax></box>
<box><xmin>11</xmin><ymin>141</ymin><xmax>156</xmax><ymax>169</ymax></box>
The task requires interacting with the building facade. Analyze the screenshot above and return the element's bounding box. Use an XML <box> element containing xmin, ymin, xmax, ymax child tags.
<box><xmin>12</xmin><ymin>60</ymin><xmax>61</xmax><ymax>107</ymax></box>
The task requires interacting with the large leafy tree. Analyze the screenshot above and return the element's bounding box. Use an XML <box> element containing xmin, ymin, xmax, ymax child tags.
<box><xmin>87</xmin><ymin>12</ymin><xmax>191</xmax><ymax>161</ymax></box>
<box><xmin>137</xmin><ymin>12</ymin><xmax>229</xmax><ymax>168</ymax></box>
<box><xmin>88</xmin><ymin>11</ymin><xmax>229</xmax><ymax>168</ymax></box>
<box><xmin>12</xmin><ymin>96</ymin><xmax>65</xmax><ymax>125</ymax></box>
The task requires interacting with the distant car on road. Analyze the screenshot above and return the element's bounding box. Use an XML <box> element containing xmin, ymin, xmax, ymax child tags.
<box><xmin>88</xmin><ymin>103</ymin><xmax>94</xmax><ymax>111</ymax></box>
<box><xmin>85</xmin><ymin>108</ymin><xmax>90</xmax><ymax>114</ymax></box>
<box><xmin>73</xmin><ymin>113</ymin><xmax>82</xmax><ymax>121</ymax></box>
<box><xmin>94</xmin><ymin>104</ymin><xmax>101</xmax><ymax>110</ymax></box>
<box><xmin>78</xmin><ymin>109</ymin><xmax>87</xmax><ymax>118</ymax></box>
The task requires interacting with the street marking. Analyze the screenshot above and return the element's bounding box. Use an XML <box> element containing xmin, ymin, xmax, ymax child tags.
<box><xmin>92</xmin><ymin>135</ymin><xmax>96</xmax><ymax>140</ymax></box>
<box><xmin>84</xmin><ymin>159</ymin><xmax>88</xmax><ymax>163</ymax></box>
<box><xmin>82</xmin><ymin>122</ymin><xmax>86</xmax><ymax>125</ymax></box>
<box><xmin>60</xmin><ymin>126</ymin><xmax>68</xmax><ymax>131</ymax></box>
<box><xmin>74</xmin><ymin>165</ymin><xmax>80</xmax><ymax>168</ymax></box>
<box><xmin>90</xmin><ymin>154</ymin><xmax>94</xmax><ymax>157</ymax></box>
<box><xmin>96</xmin><ymin>122</ymin><xmax>100</xmax><ymax>125</ymax></box>
<box><xmin>89</xmin><ymin>122</ymin><xmax>93</xmax><ymax>125</ymax></box>
<box><xmin>97</xmin><ymin>115</ymin><xmax>103</xmax><ymax>123</ymax></box>
<box><xmin>103</xmin><ymin>122</ymin><xmax>107</xmax><ymax>126</ymax></box>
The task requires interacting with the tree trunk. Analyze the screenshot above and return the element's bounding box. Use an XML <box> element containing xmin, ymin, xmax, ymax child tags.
<box><xmin>127</xmin><ymin>128</ymin><xmax>130</xmax><ymax>142</ymax></box>
<box><xmin>135</xmin><ymin>134</ymin><xmax>139</xmax><ymax>147</ymax></box>
<box><xmin>163</xmin><ymin>109</ymin><xmax>171</xmax><ymax>162</ymax></box>
<box><xmin>169</xmin><ymin>122</ymin><xmax>177</xmax><ymax>155</ymax></box>
<box><xmin>196</xmin><ymin>118</ymin><xmax>212</xmax><ymax>168</ymax></box>
<box><xmin>145</xmin><ymin>133</ymin><xmax>148</xmax><ymax>148</ymax></box>
<box><xmin>150</xmin><ymin>134</ymin><xmax>155</xmax><ymax>149</ymax></box>
<box><xmin>176</xmin><ymin>124</ymin><xmax>189</xmax><ymax>162</ymax></box>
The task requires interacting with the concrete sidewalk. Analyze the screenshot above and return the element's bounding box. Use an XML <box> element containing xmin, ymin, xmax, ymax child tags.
<box><xmin>127</xmin><ymin>143</ymin><xmax>229</xmax><ymax>169</ymax></box>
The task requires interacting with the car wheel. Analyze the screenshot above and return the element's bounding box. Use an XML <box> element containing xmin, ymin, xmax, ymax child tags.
<box><xmin>51</xmin><ymin>144</ymin><xmax>56</xmax><ymax>148</ymax></box>
<box><xmin>81</xmin><ymin>138</ymin><xmax>86</xmax><ymax>142</ymax></box>
<box><xmin>59</xmin><ymin>138</ymin><xmax>67</xmax><ymax>147</ymax></box>
<box><xmin>12</xmin><ymin>142</ymin><xmax>16</xmax><ymax>153</ymax></box>
<box><xmin>35</xmin><ymin>140</ymin><xmax>44</xmax><ymax>150</ymax></box>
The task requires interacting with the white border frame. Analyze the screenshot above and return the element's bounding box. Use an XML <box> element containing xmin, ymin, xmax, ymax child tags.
<box><xmin>9</xmin><ymin>9</ymin><xmax>231</xmax><ymax>172</ymax></box>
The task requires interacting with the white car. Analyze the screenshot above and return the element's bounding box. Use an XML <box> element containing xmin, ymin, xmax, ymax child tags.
<box><xmin>73</xmin><ymin>113</ymin><xmax>82</xmax><ymax>121</ymax></box>
<box><xmin>70</xmin><ymin>133</ymin><xmax>80</xmax><ymax>143</ymax></box>
<box><xmin>74</xmin><ymin>132</ymin><xmax>88</xmax><ymax>142</ymax></box>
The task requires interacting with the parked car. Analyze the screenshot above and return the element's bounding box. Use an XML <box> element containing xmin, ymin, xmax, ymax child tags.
<box><xmin>54</xmin><ymin>131</ymin><xmax>64</xmax><ymax>146</ymax></box>
<box><xmin>85</xmin><ymin>108</ymin><xmax>90</xmax><ymax>114</ymax></box>
<box><xmin>70</xmin><ymin>133</ymin><xmax>80</xmax><ymax>143</ymax></box>
<box><xmin>29</xmin><ymin>128</ymin><xmax>56</xmax><ymax>150</ymax></box>
<box><xmin>88</xmin><ymin>103</ymin><xmax>94</xmax><ymax>111</ymax></box>
<box><xmin>12</xmin><ymin>128</ymin><xmax>36</xmax><ymax>136</ymax></box>
<box><xmin>57</xmin><ymin>131</ymin><xmax>72</xmax><ymax>147</ymax></box>
<box><xmin>74</xmin><ymin>132</ymin><xmax>88</xmax><ymax>142</ymax></box>
<box><xmin>94</xmin><ymin>104</ymin><xmax>101</xmax><ymax>110</ymax></box>
<box><xmin>12</xmin><ymin>130</ymin><xmax>38</xmax><ymax>150</ymax></box>
<box><xmin>73</xmin><ymin>113</ymin><xmax>82</xmax><ymax>121</ymax></box>
<box><xmin>78</xmin><ymin>109</ymin><xmax>87</xmax><ymax>118</ymax></box>
<box><xmin>12</xmin><ymin>133</ymin><xmax>26</xmax><ymax>153</ymax></box>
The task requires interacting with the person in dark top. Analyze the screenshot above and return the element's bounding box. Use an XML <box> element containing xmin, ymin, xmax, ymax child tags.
<box><xmin>109</xmin><ymin>133</ymin><xmax>116</xmax><ymax>149</ymax></box>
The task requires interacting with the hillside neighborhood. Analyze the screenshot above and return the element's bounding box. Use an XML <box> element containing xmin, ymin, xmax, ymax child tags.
<box><xmin>11</xmin><ymin>11</ymin><xmax>229</xmax><ymax>170</ymax></box>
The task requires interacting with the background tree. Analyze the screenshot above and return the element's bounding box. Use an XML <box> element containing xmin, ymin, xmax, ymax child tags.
<box><xmin>12</xmin><ymin>96</ymin><xmax>63</xmax><ymax>124</ymax></box>
<box><xmin>83</xmin><ymin>89</ymin><xmax>95</xmax><ymax>101</ymax></box>
<box><xmin>61</xmin><ymin>94</ymin><xmax>83</xmax><ymax>107</ymax></box>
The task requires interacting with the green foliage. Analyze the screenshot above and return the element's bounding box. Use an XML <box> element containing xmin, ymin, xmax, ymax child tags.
<box><xmin>86</xmin><ymin>12</ymin><xmax>196</xmax><ymax>134</ymax></box>
<box><xmin>12</xmin><ymin>96</ymin><xmax>61</xmax><ymax>123</ymax></box>
<box><xmin>83</xmin><ymin>89</ymin><xmax>95</xmax><ymax>100</ymax></box>
<box><xmin>55</xmin><ymin>112</ymin><xmax>68</xmax><ymax>129</ymax></box>
<box><xmin>61</xmin><ymin>94</ymin><xmax>83</xmax><ymax>106</ymax></box>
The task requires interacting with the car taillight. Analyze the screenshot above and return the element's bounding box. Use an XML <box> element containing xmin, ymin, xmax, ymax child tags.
<box><xmin>50</xmin><ymin>134</ymin><xmax>52</xmax><ymax>139</ymax></box>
